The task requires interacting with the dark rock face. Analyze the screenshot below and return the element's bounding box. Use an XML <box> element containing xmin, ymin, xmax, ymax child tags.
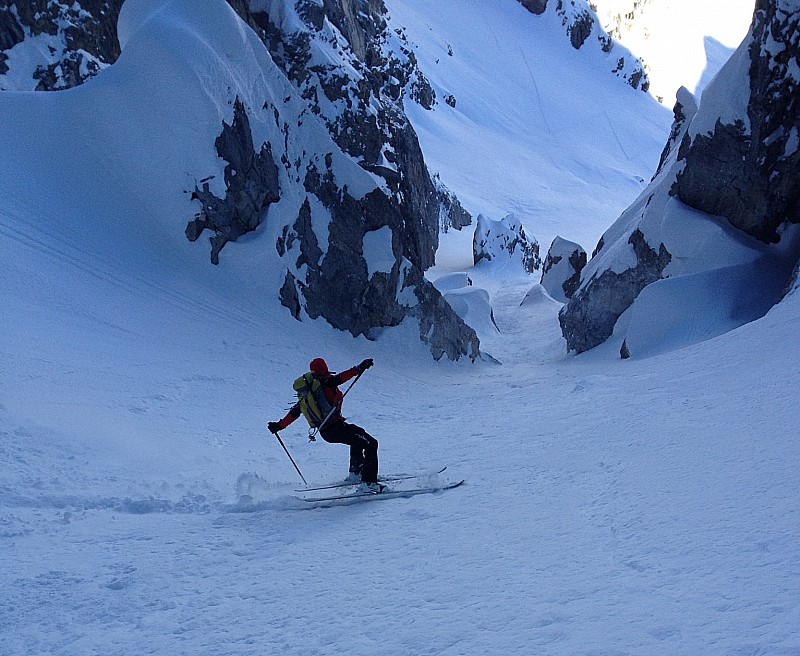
<box><xmin>279</xmin><ymin>157</ymin><xmax>480</xmax><ymax>360</ymax></box>
<box><xmin>654</xmin><ymin>86</ymin><xmax>698</xmax><ymax>178</ymax></box>
<box><xmin>0</xmin><ymin>0</ymin><xmax>121</xmax><ymax>90</ymax></box>
<box><xmin>279</xmin><ymin>270</ymin><xmax>302</xmax><ymax>320</ymax></box>
<box><xmin>559</xmin><ymin>229</ymin><xmax>671</xmax><ymax>352</ymax></box>
<box><xmin>674</xmin><ymin>0</ymin><xmax>800</xmax><ymax>244</ymax></box>
<box><xmin>391</xmin><ymin>119</ymin><xmax>440</xmax><ymax>270</ymax></box>
<box><xmin>563</xmin><ymin>249</ymin><xmax>588</xmax><ymax>298</ymax></box>
<box><xmin>473</xmin><ymin>214</ymin><xmax>541</xmax><ymax>274</ymax></box>
<box><xmin>187</xmin><ymin>99</ymin><xmax>280</xmax><ymax>265</ymax></box>
<box><xmin>0</xmin><ymin>10</ymin><xmax>24</xmax><ymax>51</ymax></box>
<box><xmin>567</xmin><ymin>9</ymin><xmax>595</xmax><ymax>49</ymax></box>
<box><xmin>520</xmin><ymin>0</ymin><xmax>549</xmax><ymax>15</ymax></box>
<box><xmin>541</xmin><ymin>236</ymin><xmax>587</xmax><ymax>302</ymax></box>
<box><xmin>297</xmin><ymin>163</ymin><xmax>398</xmax><ymax>336</ymax></box>
<box><xmin>0</xmin><ymin>10</ymin><xmax>23</xmax><ymax>75</ymax></box>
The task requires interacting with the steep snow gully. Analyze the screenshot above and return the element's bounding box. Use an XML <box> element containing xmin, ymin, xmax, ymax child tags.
<box><xmin>2</xmin><ymin>0</ymin><xmax>798</xmax><ymax>655</ymax></box>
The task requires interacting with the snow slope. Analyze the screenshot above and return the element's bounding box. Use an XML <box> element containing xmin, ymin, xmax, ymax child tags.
<box><xmin>385</xmin><ymin>0</ymin><xmax>672</xmax><ymax>268</ymax></box>
<box><xmin>5</xmin><ymin>192</ymin><xmax>799</xmax><ymax>653</ymax></box>
<box><xmin>2</xmin><ymin>0</ymin><xmax>798</xmax><ymax>654</ymax></box>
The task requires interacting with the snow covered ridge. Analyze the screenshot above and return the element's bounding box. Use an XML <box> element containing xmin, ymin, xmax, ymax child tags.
<box><xmin>517</xmin><ymin>0</ymin><xmax>649</xmax><ymax>90</ymax></box>
<box><xmin>560</xmin><ymin>0</ymin><xmax>800</xmax><ymax>358</ymax></box>
<box><xmin>3</xmin><ymin>0</ymin><xmax>481</xmax><ymax>360</ymax></box>
<box><xmin>0</xmin><ymin>0</ymin><xmax>480</xmax><ymax>360</ymax></box>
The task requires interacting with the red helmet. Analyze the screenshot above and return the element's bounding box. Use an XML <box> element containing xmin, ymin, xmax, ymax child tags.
<box><xmin>309</xmin><ymin>358</ymin><xmax>329</xmax><ymax>375</ymax></box>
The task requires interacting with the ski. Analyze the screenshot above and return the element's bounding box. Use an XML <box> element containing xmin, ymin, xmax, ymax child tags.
<box><xmin>295</xmin><ymin>466</ymin><xmax>448</xmax><ymax>492</ymax></box>
<box><xmin>301</xmin><ymin>479</ymin><xmax>465</xmax><ymax>504</ymax></box>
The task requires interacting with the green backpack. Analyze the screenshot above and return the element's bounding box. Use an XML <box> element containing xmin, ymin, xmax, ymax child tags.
<box><xmin>293</xmin><ymin>372</ymin><xmax>336</xmax><ymax>428</ymax></box>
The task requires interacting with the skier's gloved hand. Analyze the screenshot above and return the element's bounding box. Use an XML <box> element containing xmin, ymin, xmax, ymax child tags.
<box><xmin>267</xmin><ymin>421</ymin><xmax>281</xmax><ymax>434</ymax></box>
<box><xmin>357</xmin><ymin>358</ymin><xmax>374</xmax><ymax>373</ymax></box>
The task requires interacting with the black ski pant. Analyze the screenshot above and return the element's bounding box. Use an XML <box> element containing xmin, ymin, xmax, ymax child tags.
<box><xmin>320</xmin><ymin>420</ymin><xmax>378</xmax><ymax>483</ymax></box>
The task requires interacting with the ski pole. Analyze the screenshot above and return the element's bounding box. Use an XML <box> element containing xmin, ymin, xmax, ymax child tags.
<box><xmin>273</xmin><ymin>432</ymin><xmax>307</xmax><ymax>485</ymax></box>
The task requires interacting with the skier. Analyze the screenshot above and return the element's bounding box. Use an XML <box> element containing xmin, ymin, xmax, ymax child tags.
<box><xmin>268</xmin><ymin>357</ymin><xmax>381</xmax><ymax>490</ymax></box>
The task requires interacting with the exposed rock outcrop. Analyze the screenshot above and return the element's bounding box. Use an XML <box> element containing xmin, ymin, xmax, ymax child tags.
<box><xmin>520</xmin><ymin>0</ymin><xmax>549</xmax><ymax>15</ymax></box>
<box><xmin>674</xmin><ymin>0</ymin><xmax>800</xmax><ymax>243</ymax></box>
<box><xmin>540</xmin><ymin>236</ymin><xmax>587</xmax><ymax>302</ymax></box>
<box><xmin>560</xmin><ymin>0</ymin><xmax>800</xmax><ymax>356</ymax></box>
<box><xmin>473</xmin><ymin>214</ymin><xmax>541</xmax><ymax>274</ymax></box>
<box><xmin>567</xmin><ymin>8</ymin><xmax>595</xmax><ymax>49</ymax></box>
<box><xmin>187</xmin><ymin>98</ymin><xmax>281</xmax><ymax>265</ymax></box>
<box><xmin>0</xmin><ymin>0</ymin><xmax>121</xmax><ymax>90</ymax></box>
<box><xmin>560</xmin><ymin>229</ymin><xmax>670</xmax><ymax>353</ymax></box>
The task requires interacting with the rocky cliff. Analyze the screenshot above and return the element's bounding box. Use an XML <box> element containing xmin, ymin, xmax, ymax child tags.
<box><xmin>245</xmin><ymin>0</ymin><xmax>471</xmax><ymax>267</ymax></box>
<box><xmin>560</xmin><ymin>0</ymin><xmax>800</xmax><ymax>356</ymax></box>
<box><xmin>0</xmin><ymin>0</ymin><xmax>120</xmax><ymax>90</ymax></box>
<box><xmin>540</xmin><ymin>236</ymin><xmax>587</xmax><ymax>303</ymax></box>
<box><xmin>241</xmin><ymin>0</ymin><xmax>479</xmax><ymax>359</ymax></box>
<box><xmin>674</xmin><ymin>0</ymin><xmax>799</xmax><ymax>243</ymax></box>
<box><xmin>473</xmin><ymin>214</ymin><xmax>541</xmax><ymax>275</ymax></box>
<box><xmin>0</xmin><ymin>0</ymin><xmax>480</xmax><ymax>360</ymax></box>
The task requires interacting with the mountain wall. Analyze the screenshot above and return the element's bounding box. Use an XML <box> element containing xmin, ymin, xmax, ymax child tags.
<box><xmin>0</xmin><ymin>0</ymin><xmax>120</xmax><ymax>90</ymax></box>
<box><xmin>221</xmin><ymin>0</ymin><xmax>480</xmax><ymax>359</ymax></box>
<box><xmin>560</xmin><ymin>0</ymin><xmax>800</xmax><ymax>356</ymax></box>
<box><xmin>674</xmin><ymin>0</ymin><xmax>799</xmax><ymax>243</ymax></box>
<box><xmin>0</xmin><ymin>0</ymin><xmax>480</xmax><ymax>360</ymax></box>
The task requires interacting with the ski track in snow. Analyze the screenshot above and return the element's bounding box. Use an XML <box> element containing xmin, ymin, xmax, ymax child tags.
<box><xmin>2</xmin><ymin>0</ymin><xmax>799</xmax><ymax>654</ymax></box>
<box><xmin>3</xmin><ymin>264</ymin><xmax>799</xmax><ymax>655</ymax></box>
